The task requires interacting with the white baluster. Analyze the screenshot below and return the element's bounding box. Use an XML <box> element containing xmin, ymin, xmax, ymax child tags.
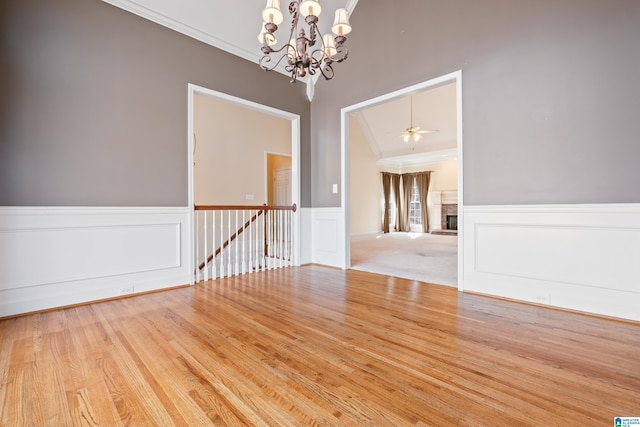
<box><xmin>211</xmin><ymin>210</ymin><xmax>217</xmax><ymax>279</ymax></box>
<box><xmin>248</xmin><ymin>210</ymin><xmax>253</xmax><ymax>273</ymax></box>
<box><xmin>275</xmin><ymin>210</ymin><xmax>278</xmax><ymax>268</ymax></box>
<box><xmin>219</xmin><ymin>209</ymin><xmax>224</xmax><ymax>278</ymax></box>
<box><xmin>241</xmin><ymin>210</ymin><xmax>246</xmax><ymax>274</ymax></box>
<box><xmin>269</xmin><ymin>210</ymin><xmax>275</xmax><ymax>270</ymax></box>
<box><xmin>282</xmin><ymin>211</ymin><xmax>289</xmax><ymax>267</ymax></box>
<box><xmin>288</xmin><ymin>209</ymin><xmax>293</xmax><ymax>266</ymax></box>
<box><xmin>256</xmin><ymin>210</ymin><xmax>261</xmax><ymax>271</ymax></box>
<box><xmin>260</xmin><ymin>210</ymin><xmax>265</xmax><ymax>271</ymax></box>
<box><xmin>265</xmin><ymin>210</ymin><xmax>270</xmax><ymax>270</ymax></box>
<box><xmin>278</xmin><ymin>210</ymin><xmax>283</xmax><ymax>268</ymax></box>
<box><xmin>273</xmin><ymin>210</ymin><xmax>278</xmax><ymax>269</ymax></box>
<box><xmin>234</xmin><ymin>210</ymin><xmax>239</xmax><ymax>276</ymax></box>
<box><xmin>195</xmin><ymin>211</ymin><xmax>200</xmax><ymax>282</ymax></box>
<box><xmin>227</xmin><ymin>210</ymin><xmax>232</xmax><ymax>277</ymax></box>
<box><xmin>204</xmin><ymin>211</ymin><xmax>210</xmax><ymax>281</ymax></box>
<box><xmin>284</xmin><ymin>210</ymin><xmax>289</xmax><ymax>267</ymax></box>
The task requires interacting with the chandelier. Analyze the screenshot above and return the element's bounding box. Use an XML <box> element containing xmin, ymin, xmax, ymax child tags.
<box><xmin>259</xmin><ymin>0</ymin><xmax>352</xmax><ymax>83</ymax></box>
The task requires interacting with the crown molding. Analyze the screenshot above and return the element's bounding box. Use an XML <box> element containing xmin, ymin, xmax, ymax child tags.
<box><xmin>101</xmin><ymin>0</ymin><xmax>261</xmax><ymax>65</ymax></box>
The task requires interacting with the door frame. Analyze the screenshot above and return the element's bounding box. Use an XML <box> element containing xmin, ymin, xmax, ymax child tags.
<box><xmin>340</xmin><ymin>70</ymin><xmax>464</xmax><ymax>291</ymax></box>
<box><xmin>187</xmin><ymin>84</ymin><xmax>301</xmax><ymax>284</ymax></box>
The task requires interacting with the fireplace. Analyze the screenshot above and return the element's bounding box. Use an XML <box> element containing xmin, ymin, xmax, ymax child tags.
<box><xmin>446</xmin><ymin>214</ymin><xmax>458</xmax><ymax>231</ymax></box>
<box><xmin>440</xmin><ymin>203</ymin><xmax>458</xmax><ymax>233</ymax></box>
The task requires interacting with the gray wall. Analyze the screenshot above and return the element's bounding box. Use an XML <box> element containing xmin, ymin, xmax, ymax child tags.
<box><xmin>0</xmin><ymin>0</ymin><xmax>311</xmax><ymax>207</ymax></box>
<box><xmin>311</xmin><ymin>0</ymin><xmax>640</xmax><ymax>207</ymax></box>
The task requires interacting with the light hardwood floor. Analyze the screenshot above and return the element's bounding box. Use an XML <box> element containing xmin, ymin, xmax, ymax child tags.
<box><xmin>1</xmin><ymin>265</ymin><xmax>639</xmax><ymax>426</ymax></box>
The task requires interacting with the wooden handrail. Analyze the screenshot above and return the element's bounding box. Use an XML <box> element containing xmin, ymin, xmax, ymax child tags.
<box><xmin>195</xmin><ymin>204</ymin><xmax>297</xmax><ymax>212</ymax></box>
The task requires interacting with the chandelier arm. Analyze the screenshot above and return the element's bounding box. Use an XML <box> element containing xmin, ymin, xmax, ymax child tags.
<box><xmin>264</xmin><ymin>40</ymin><xmax>298</xmax><ymax>57</ymax></box>
<box><xmin>284</xmin><ymin>63</ymin><xmax>297</xmax><ymax>82</ymax></box>
<box><xmin>260</xmin><ymin>45</ymin><xmax>297</xmax><ymax>72</ymax></box>
<box><xmin>331</xmin><ymin>45</ymin><xmax>348</xmax><ymax>63</ymax></box>
<box><xmin>287</xmin><ymin>1</ymin><xmax>300</xmax><ymax>42</ymax></box>
<box><xmin>320</xmin><ymin>62</ymin><xmax>335</xmax><ymax>80</ymax></box>
<box><xmin>308</xmin><ymin>47</ymin><xmax>326</xmax><ymax>63</ymax></box>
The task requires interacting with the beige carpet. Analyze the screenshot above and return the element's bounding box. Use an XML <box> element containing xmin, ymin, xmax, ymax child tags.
<box><xmin>350</xmin><ymin>232</ymin><xmax>458</xmax><ymax>287</ymax></box>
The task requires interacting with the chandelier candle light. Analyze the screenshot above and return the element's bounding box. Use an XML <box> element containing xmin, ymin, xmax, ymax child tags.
<box><xmin>259</xmin><ymin>0</ymin><xmax>352</xmax><ymax>82</ymax></box>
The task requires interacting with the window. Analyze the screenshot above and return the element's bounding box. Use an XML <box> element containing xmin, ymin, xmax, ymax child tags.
<box><xmin>409</xmin><ymin>178</ymin><xmax>421</xmax><ymax>226</ymax></box>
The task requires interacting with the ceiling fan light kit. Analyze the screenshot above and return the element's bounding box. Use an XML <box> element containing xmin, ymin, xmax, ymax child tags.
<box><xmin>401</xmin><ymin>96</ymin><xmax>438</xmax><ymax>143</ymax></box>
<box><xmin>259</xmin><ymin>0</ymin><xmax>352</xmax><ymax>82</ymax></box>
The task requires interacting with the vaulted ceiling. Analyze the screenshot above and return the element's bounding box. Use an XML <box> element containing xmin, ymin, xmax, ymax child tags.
<box><xmin>354</xmin><ymin>82</ymin><xmax>458</xmax><ymax>167</ymax></box>
<box><xmin>101</xmin><ymin>0</ymin><xmax>357</xmax><ymax>73</ymax></box>
<box><xmin>102</xmin><ymin>0</ymin><xmax>456</xmax><ymax>167</ymax></box>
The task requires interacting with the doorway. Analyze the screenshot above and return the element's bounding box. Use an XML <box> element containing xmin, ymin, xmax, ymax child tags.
<box><xmin>340</xmin><ymin>71</ymin><xmax>464</xmax><ymax>290</ymax></box>
<box><xmin>187</xmin><ymin>84</ymin><xmax>301</xmax><ymax>284</ymax></box>
<box><xmin>266</xmin><ymin>153</ymin><xmax>292</xmax><ymax>206</ymax></box>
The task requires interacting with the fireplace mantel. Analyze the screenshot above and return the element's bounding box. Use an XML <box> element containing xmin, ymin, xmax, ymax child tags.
<box><xmin>441</xmin><ymin>190</ymin><xmax>458</xmax><ymax>205</ymax></box>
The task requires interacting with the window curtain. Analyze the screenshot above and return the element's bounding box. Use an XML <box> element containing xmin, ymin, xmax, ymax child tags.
<box><xmin>401</xmin><ymin>174</ymin><xmax>414</xmax><ymax>232</ymax></box>
<box><xmin>381</xmin><ymin>172</ymin><xmax>392</xmax><ymax>233</ymax></box>
<box><xmin>391</xmin><ymin>173</ymin><xmax>402</xmax><ymax>232</ymax></box>
<box><xmin>415</xmin><ymin>171</ymin><xmax>432</xmax><ymax>233</ymax></box>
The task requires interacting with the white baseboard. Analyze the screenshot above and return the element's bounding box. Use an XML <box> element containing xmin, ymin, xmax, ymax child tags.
<box><xmin>463</xmin><ymin>204</ymin><xmax>640</xmax><ymax>322</ymax></box>
<box><xmin>0</xmin><ymin>207</ymin><xmax>192</xmax><ymax>317</ymax></box>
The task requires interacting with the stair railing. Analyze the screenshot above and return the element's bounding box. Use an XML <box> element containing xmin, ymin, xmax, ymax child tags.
<box><xmin>194</xmin><ymin>204</ymin><xmax>297</xmax><ymax>282</ymax></box>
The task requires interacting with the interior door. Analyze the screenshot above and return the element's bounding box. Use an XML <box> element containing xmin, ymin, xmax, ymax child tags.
<box><xmin>274</xmin><ymin>168</ymin><xmax>292</xmax><ymax>205</ymax></box>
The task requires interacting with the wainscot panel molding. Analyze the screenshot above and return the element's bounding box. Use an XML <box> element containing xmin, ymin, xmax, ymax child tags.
<box><xmin>299</xmin><ymin>208</ymin><xmax>312</xmax><ymax>265</ymax></box>
<box><xmin>462</xmin><ymin>204</ymin><xmax>640</xmax><ymax>322</ymax></box>
<box><xmin>310</xmin><ymin>207</ymin><xmax>345</xmax><ymax>268</ymax></box>
<box><xmin>0</xmin><ymin>207</ymin><xmax>192</xmax><ymax>317</ymax></box>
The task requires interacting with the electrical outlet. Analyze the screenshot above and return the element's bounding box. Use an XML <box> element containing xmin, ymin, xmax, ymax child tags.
<box><xmin>535</xmin><ymin>294</ymin><xmax>550</xmax><ymax>304</ymax></box>
<box><xmin>118</xmin><ymin>285</ymin><xmax>134</xmax><ymax>296</ymax></box>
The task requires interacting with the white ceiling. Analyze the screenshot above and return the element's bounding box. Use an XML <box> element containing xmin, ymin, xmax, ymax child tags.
<box><xmin>102</xmin><ymin>0</ymin><xmax>457</xmax><ymax>168</ymax></box>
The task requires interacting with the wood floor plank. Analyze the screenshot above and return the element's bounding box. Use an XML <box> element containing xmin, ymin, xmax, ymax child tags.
<box><xmin>1</xmin><ymin>265</ymin><xmax>639</xmax><ymax>426</ymax></box>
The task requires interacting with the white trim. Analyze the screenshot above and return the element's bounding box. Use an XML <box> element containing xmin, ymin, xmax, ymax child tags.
<box><xmin>455</xmin><ymin>72</ymin><xmax>464</xmax><ymax>291</ymax></box>
<box><xmin>340</xmin><ymin>70</ymin><xmax>464</xmax><ymax>289</ymax></box>
<box><xmin>187</xmin><ymin>84</ymin><xmax>302</xmax><ymax>273</ymax></box>
<box><xmin>463</xmin><ymin>203</ymin><xmax>640</xmax><ymax>322</ymax></box>
<box><xmin>464</xmin><ymin>203</ymin><xmax>640</xmax><ymax>214</ymax></box>
<box><xmin>0</xmin><ymin>206</ymin><xmax>191</xmax><ymax>317</ymax></box>
<box><xmin>101</xmin><ymin>0</ymin><xmax>261</xmax><ymax>66</ymax></box>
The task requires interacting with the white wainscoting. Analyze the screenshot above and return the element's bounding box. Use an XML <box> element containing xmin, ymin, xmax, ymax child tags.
<box><xmin>463</xmin><ymin>204</ymin><xmax>640</xmax><ymax>322</ymax></box>
<box><xmin>0</xmin><ymin>207</ymin><xmax>192</xmax><ymax>317</ymax></box>
<box><xmin>299</xmin><ymin>208</ymin><xmax>313</xmax><ymax>265</ymax></box>
<box><xmin>310</xmin><ymin>207</ymin><xmax>345</xmax><ymax>268</ymax></box>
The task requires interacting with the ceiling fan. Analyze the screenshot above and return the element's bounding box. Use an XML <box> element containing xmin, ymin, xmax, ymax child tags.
<box><xmin>401</xmin><ymin>96</ymin><xmax>438</xmax><ymax>142</ymax></box>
